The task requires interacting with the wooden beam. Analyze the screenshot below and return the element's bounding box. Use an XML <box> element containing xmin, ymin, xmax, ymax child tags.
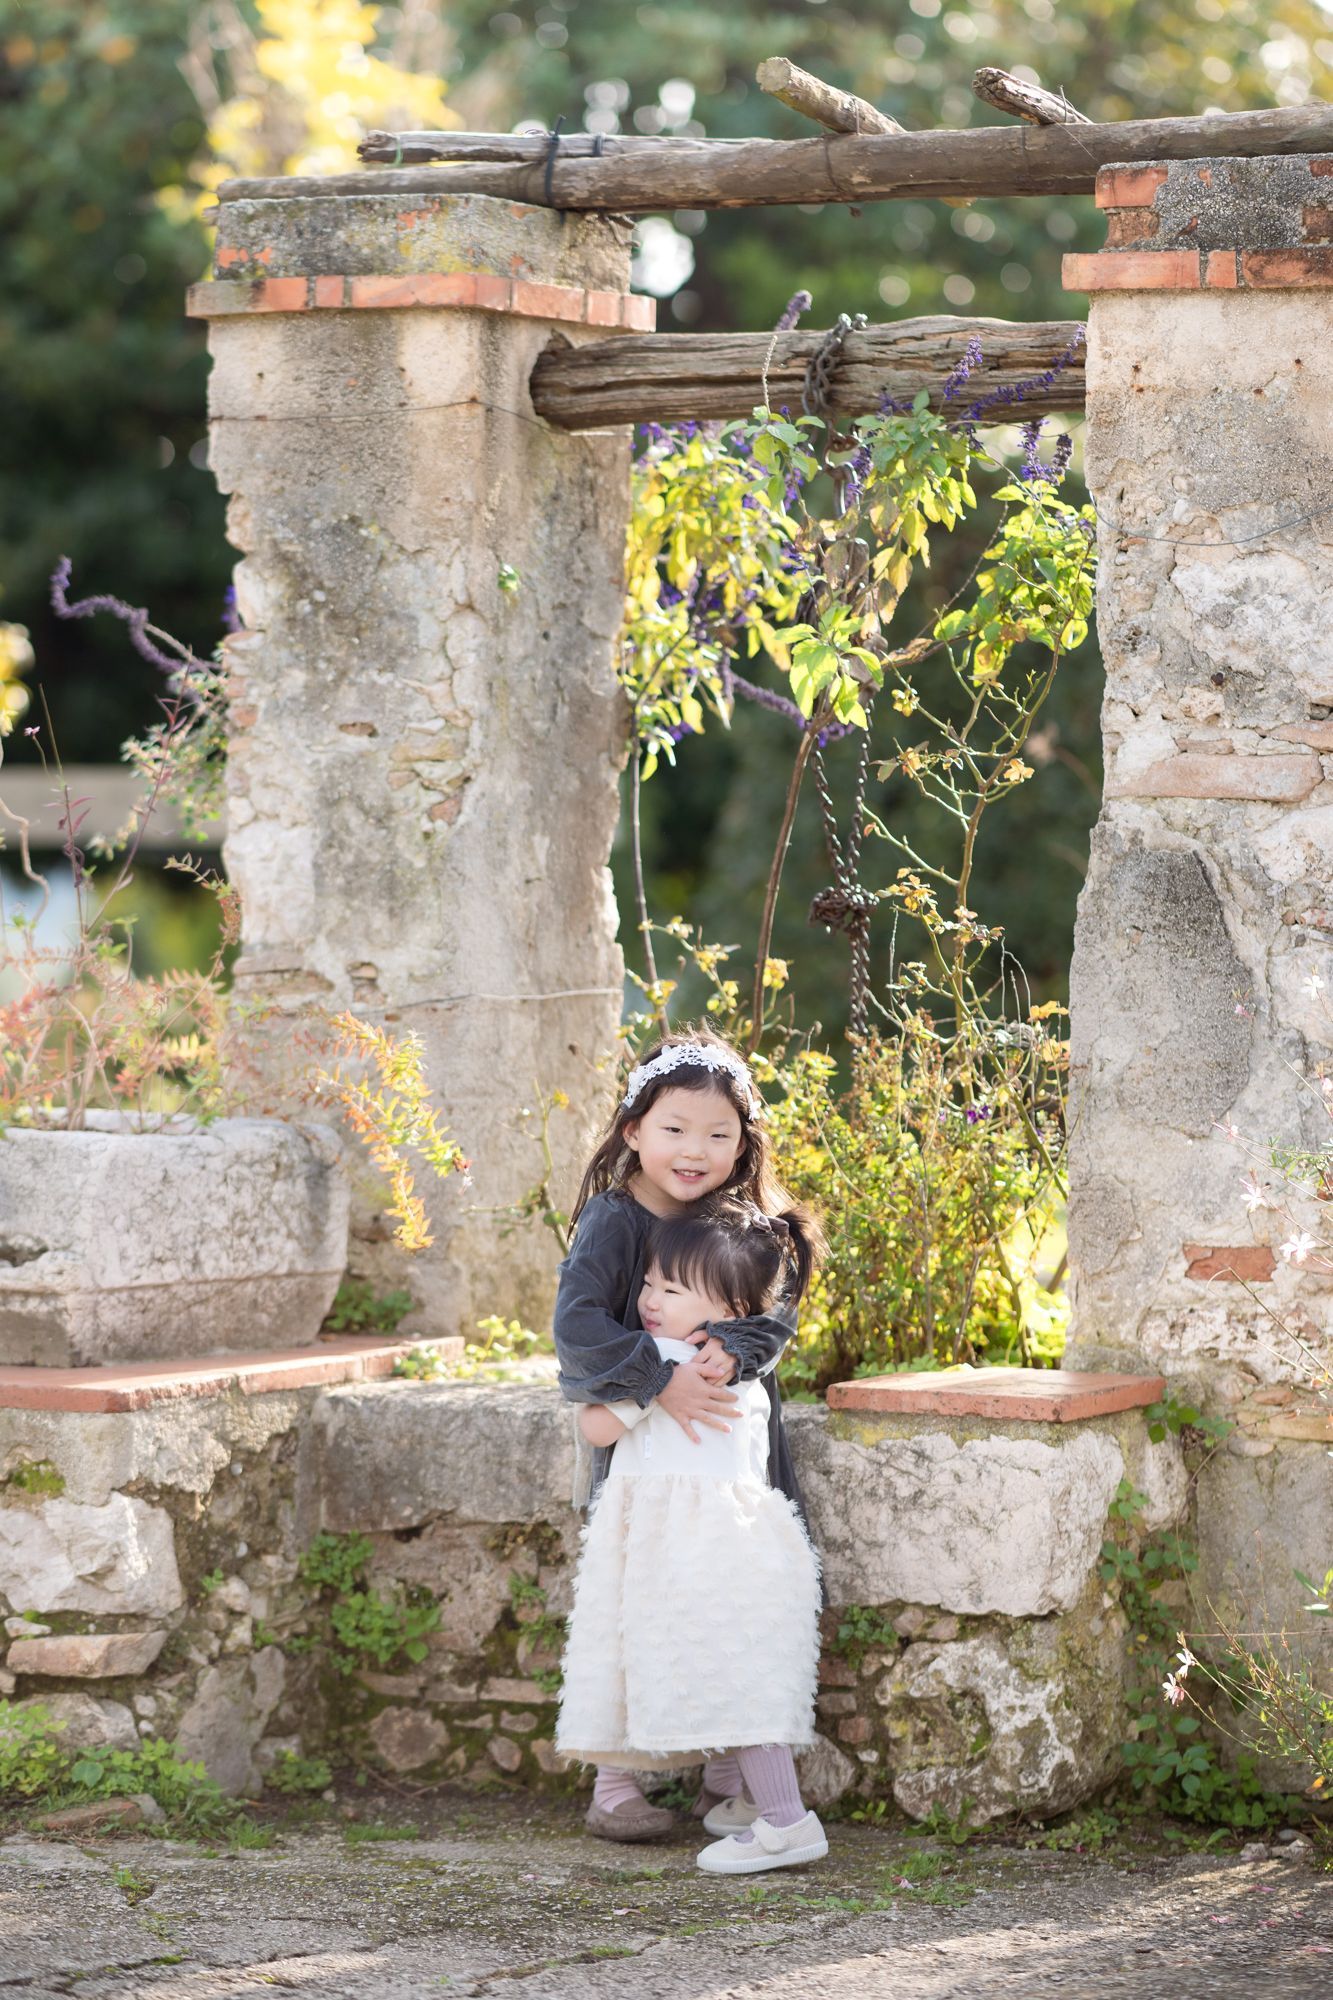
<box><xmin>529</xmin><ymin>317</ymin><xmax>1084</xmax><ymax>431</ymax></box>
<box><xmin>357</xmin><ymin>129</ymin><xmax>729</xmax><ymax>163</ymax></box>
<box><xmin>755</xmin><ymin>57</ymin><xmax>902</xmax><ymax>136</ymax></box>
<box><xmin>972</xmin><ymin>67</ymin><xmax>1092</xmax><ymax>126</ymax></box>
<box><xmin>222</xmin><ymin>104</ymin><xmax>1333</xmax><ymax>209</ymax></box>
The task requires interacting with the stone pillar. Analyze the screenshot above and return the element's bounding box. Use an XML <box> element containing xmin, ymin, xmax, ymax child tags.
<box><xmin>190</xmin><ymin>192</ymin><xmax>649</xmax><ymax>1335</ymax></box>
<box><xmin>1064</xmin><ymin>159</ymin><xmax>1333</xmax><ymax>1646</ymax></box>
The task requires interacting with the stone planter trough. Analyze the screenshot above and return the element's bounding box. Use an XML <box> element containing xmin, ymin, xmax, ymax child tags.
<box><xmin>0</xmin><ymin>1115</ymin><xmax>349</xmax><ymax>1365</ymax></box>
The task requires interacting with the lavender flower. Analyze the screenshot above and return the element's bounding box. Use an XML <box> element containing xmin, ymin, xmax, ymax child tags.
<box><xmin>1017</xmin><ymin>418</ymin><xmax>1046</xmax><ymax>483</ymax></box>
<box><xmin>221</xmin><ymin>583</ymin><xmax>241</xmax><ymax>634</ymax></box>
<box><xmin>776</xmin><ymin>290</ymin><xmax>813</xmax><ymax>333</ymax></box>
<box><xmin>960</xmin><ymin>326</ymin><xmax>1086</xmax><ymax>427</ymax></box>
<box><xmin>1050</xmin><ymin>432</ymin><xmax>1073</xmax><ymax>486</ymax></box>
<box><xmin>50</xmin><ymin>556</ymin><xmax>182</xmax><ymax>676</ymax></box>
<box><xmin>942</xmin><ymin>334</ymin><xmax>983</xmax><ymax>404</ymax></box>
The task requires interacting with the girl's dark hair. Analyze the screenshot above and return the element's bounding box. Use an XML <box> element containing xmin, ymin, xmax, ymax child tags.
<box><xmin>571</xmin><ymin>1026</ymin><xmax>802</xmax><ymax>1230</ymax></box>
<box><xmin>646</xmin><ymin>1194</ymin><xmax>821</xmax><ymax>1316</ymax></box>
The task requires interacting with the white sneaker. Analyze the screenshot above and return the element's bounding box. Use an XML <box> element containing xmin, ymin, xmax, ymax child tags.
<box><xmin>696</xmin><ymin>1811</ymin><xmax>828</xmax><ymax>1875</ymax></box>
<box><xmin>701</xmin><ymin>1793</ymin><xmax>760</xmax><ymax>1837</ymax></box>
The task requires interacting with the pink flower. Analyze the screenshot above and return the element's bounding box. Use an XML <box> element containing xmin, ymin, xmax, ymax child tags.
<box><xmin>1162</xmin><ymin>1676</ymin><xmax>1186</xmax><ymax>1706</ymax></box>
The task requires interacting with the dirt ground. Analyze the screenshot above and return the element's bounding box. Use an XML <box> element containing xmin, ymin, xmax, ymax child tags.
<box><xmin>1</xmin><ymin>1788</ymin><xmax>1330</xmax><ymax>2000</ymax></box>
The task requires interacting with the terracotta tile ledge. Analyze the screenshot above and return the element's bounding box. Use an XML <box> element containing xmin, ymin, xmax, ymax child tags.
<box><xmin>187</xmin><ymin>271</ymin><xmax>656</xmax><ymax>330</ymax></box>
<box><xmin>0</xmin><ymin>1335</ymin><xmax>463</xmax><ymax>1414</ymax></box>
<box><xmin>826</xmin><ymin>1365</ymin><xmax>1165</xmax><ymax>1423</ymax></box>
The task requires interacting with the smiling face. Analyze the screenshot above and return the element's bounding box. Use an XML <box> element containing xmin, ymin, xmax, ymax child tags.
<box><xmin>638</xmin><ymin>1260</ymin><xmax>731</xmax><ymax>1342</ymax></box>
<box><xmin>623</xmin><ymin>1084</ymin><xmax>745</xmax><ymax>1214</ymax></box>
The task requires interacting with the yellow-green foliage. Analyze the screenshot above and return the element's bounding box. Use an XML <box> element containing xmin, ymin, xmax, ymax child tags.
<box><xmin>316</xmin><ymin>1014</ymin><xmax>468</xmax><ymax>1251</ymax></box>
<box><xmin>771</xmin><ymin>1035</ymin><xmax>1067</xmax><ymax>1392</ymax></box>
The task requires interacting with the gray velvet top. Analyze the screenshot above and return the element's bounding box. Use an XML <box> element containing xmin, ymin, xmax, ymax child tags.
<box><xmin>552</xmin><ymin>1188</ymin><xmax>812</xmax><ymax>1529</ymax></box>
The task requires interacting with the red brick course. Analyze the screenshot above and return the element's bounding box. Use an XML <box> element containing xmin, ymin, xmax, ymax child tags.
<box><xmin>826</xmin><ymin>1366</ymin><xmax>1165</xmax><ymax>1423</ymax></box>
<box><xmin>1094</xmin><ymin>164</ymin><xmax>1170</xmax><ymax>212</ymax></box>
<box><xmin>187</xmin><ymin>272</ymin><xmax>655</xmax><ymax>330</ymax></box>
<box><xmin>1182</xmin><ymin>1244</ymin><xmax>1277</xmax><ymax>1283</ymax></box>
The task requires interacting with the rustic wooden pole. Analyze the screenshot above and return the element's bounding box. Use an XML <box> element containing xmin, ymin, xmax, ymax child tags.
<box><xmin>357</xmin><ymin>129</ymin><xmax>728</xmax><ymax>164</ymax></box>
<box><xmin>224</xmin><ymin>104</ymin><xmax>1333</xmax><ymax>210</ymax></box>
<box><xmin>972</xmin><ymin>67</ymin><xmax>1092</xmax><ymax>126</ymax></box>
<box><xmin>755</xmin><ymin>56</ymin><xmax>902</xmax><ymax>136</ymax></box>
<box><xmin>530</xmin><ymin>317</ymin><xmax>1084</xmax><ymax>431</ymax></box>
<box><xmin>755</xmin><ymin>55</ymin><xmax>972</xmax><ymax>208</ymax></box>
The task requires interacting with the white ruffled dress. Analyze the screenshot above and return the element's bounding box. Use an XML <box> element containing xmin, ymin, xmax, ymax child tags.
<box><xmin>556</xmin><ymin>1335</ymin><xmax>821</xmax><ymax>1769</ymax></box>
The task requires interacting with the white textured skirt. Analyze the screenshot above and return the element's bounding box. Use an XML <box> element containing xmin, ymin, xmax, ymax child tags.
<box><xmin>555</xmin><ymin>1361</ymin><xmax>821</xmax><ymax>1768</ymax></box>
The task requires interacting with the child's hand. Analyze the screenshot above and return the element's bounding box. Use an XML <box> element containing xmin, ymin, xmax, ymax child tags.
<box><xmin>691</xmin><ymin>1335</ymin><xmax>737</xmax><ymax>1383</ymax></box>
<box><xmin>658</xmin><ymin>1362</ymin><xmax>740</xmax><ymax>1443</ymax></box>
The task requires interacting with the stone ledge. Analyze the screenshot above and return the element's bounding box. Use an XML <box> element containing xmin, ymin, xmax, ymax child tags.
<box><xmin>825</xmin><ymin>1366</ymin><xmax>1164</xmax><ymax>1423</ymax></box>
<box><xmin>0</xmin><ymin>1335</ymin><xmax>462</xmax><ymax>1413</ymax></box>
<box><xmin>187</xmin><ymin>272</ymin><xmax>655</xmax><ymax>329</ymax></box>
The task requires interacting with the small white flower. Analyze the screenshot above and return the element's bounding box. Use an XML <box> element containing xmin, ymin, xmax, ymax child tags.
<box><xmin>1239</xmin><ymin>1172</ymin><xmax>1268</xmax><ymax>1213</ymax></box>
<box><xmin>1218</xmin><ymin>1120</ymin><xmax>1241</xmax><ymax>1142</ymax></box>
<box><xmin>1162</xmin><ymin>1676</ymin><xmax>1186</xmax><ymax>1707</ymax></box>
<box><xmin>1174</xmin><ymin>1646</ymin><xmax>1197</xmax><ymax>1673</ymax></box>
<box><xmin>1305</xmin><ymin>973</ymin><xmax>1327</xmax><ymax>998</ymax></box>
<box><xmin>461</xmin><ymin>1173</ymin><xmax>475</xmax><ymax>1190</ymax></box>
<box><xmin>1280</xmin><ymin>1230</ymin><xmax>1319</xmax><ymax>1265</ymax></box>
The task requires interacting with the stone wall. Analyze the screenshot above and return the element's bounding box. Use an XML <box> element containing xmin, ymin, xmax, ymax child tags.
<box><xmin>1</xmin><ymin>1384</ymin><xmax>318</xmax><ymax>1794</ymax></box>
<box><xmin>2</xmin><ymin>1378</ymin><xmax>1184</xmax><ymax>1821</ymax></box>
<box><xmin>1064</xmin><ymin>156</ymin><xmax>1333</xmax><ymax>1667</ymax></box>
<box><xmin>292</xmin><ymin>1380</ymin><xmax>1184</xmax><ymax>1823</ymax></box>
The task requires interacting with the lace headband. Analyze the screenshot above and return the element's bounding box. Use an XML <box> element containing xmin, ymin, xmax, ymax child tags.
<box><xmin>622</xmin><ymin>1044</ymin><xmax>763</xmax><ymax>1117</ymax></box>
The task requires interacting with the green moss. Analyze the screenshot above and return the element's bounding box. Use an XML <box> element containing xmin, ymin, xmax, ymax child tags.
<box><xmin>2</xmin><ymin>1459</ymin><xmax>65</xmax><ymax>1499</ymax></box>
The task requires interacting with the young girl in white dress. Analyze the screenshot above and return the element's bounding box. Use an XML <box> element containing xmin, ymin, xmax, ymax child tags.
<box><xmin>557</xmin><ymin>1195</ymin><xmax>827</xmax><ymax>1875</ymax></box>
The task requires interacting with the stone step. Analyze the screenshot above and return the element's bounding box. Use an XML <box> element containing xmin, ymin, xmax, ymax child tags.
<box><xmin>0</xmin><ymin>1335</ymin><xmax>466</xmax><ymax>1412</ymax></box>
<box><xmin>826</xmin><ymin>1365</ymin><xmax>1166</xmax><ymax>1423</ymax></box>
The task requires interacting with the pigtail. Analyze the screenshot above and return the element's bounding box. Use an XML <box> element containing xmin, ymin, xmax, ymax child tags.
<box><xmin>772</xmin><ymin>1201</ymin><xmax>824</xmax><ymax>1305</ymax></box>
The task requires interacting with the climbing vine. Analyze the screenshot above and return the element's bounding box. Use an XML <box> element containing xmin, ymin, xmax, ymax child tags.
<box><xmin>615</xmin><ymin>317</ymin><xmax>1092</xmax><ymax>1374</ymax></box>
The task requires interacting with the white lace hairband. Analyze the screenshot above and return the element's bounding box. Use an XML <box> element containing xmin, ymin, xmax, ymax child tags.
<box><xmin>622</xmin><ymin>1044</ymin><xmax>763</xmax><ymax>1117</ymax></box>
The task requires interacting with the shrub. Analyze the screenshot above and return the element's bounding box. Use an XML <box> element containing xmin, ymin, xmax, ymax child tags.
<box><xmin>771</xmin><ymin>1032</ymin><xmax>1066</xmax><ymax>1392</ymax></box>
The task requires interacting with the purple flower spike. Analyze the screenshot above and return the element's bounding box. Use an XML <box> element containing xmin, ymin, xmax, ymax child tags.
<box><xmin>942</xmin><ymin>334</ymin><xmax>983</xmax><ymax>404</ymax></box>
<box><xmin>1050</xmin><ymin>432</ymin><xmax>1074</xmax><ymax>486</ymax></box>
<box><xmin>776</xmin><ymin>289</ymin><xmax>813</xmax><ymax>333</ymax></box>
<box><xmin>1017</xmin><ymin>417</ymin><xmax>1046</xmax><ymax>483</ymax></box>
<box><xmin>221</xmin><ymin>583</ymin><xmax>241</xmax><ymax>634</ymax></box>
<box><xmin>50</xmin><ymin>556</ymin><xmax>184</xmax><ymax>677</ymax></box>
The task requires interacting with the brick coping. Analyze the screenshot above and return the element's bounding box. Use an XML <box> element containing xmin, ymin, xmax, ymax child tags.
<box><xmin>826</xmin><ymin>1365</ymin><xmax>1165</xmax><ymax>1423</ymax></box>
<box><xmin>187</xmin><ymin>271</ymin><xmax>655</xmax><ymax>330</ymax></box>
<box><xmin>1064</xmin><ymin>246</ymin><xmax>1333</xmax><ymax>292</ymax></box>
<box><xmin>0</xmin><ymin>1335</ymin><xmax>463</xmax><ymax>1413</ymax></box>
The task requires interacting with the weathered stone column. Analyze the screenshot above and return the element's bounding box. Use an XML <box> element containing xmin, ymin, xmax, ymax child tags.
<box><xmin>190</xmin><ymin>192</ymin><xmax>648</xmax><ymax>1335</ymax></box>
<box><xmin>1064</xmin><ymin>159</ymin><xmax>1333</xmax><ymax>1642</ymax></box>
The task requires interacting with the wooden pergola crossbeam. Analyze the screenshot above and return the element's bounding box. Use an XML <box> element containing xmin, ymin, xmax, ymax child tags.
<box><xmin>252</xmin><ymin>104</ymin><xmax>1333</xmax><ymax>213</ymax></box>
<box><xmin>530</xmin><ymin>317</ymin><xmax>1084</xmax><ymax>431</ymax></box>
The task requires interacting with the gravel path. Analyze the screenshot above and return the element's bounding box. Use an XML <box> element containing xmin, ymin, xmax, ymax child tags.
<box><xmin>1</xmin><ymin>1792</ymin><xmax>1330</xmax><ymax>1999</ymax></box>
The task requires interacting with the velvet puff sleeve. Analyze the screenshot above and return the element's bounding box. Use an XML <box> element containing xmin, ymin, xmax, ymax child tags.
<box><xmin>553</xmin><ymin>1194</ymin><xmax>674</xmax><ymax>1409</ymax></box>
<box><xmin>707</xmin><ymin>1292</ymin><xmax>797</xmax><ymax>1380</ymax></box>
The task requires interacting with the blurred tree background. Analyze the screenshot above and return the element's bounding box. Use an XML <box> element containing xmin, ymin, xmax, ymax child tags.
<box><xmin>2</xmin><ymin>0</ymin><xmax>1330</xmax><ymax>1030</ymax></box>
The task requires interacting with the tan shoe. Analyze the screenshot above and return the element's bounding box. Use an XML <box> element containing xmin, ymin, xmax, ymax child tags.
<box><xmin>585</xmin><ymin>1796</ymin><xmax>675</xmax><ymax>1842</ymax></box>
